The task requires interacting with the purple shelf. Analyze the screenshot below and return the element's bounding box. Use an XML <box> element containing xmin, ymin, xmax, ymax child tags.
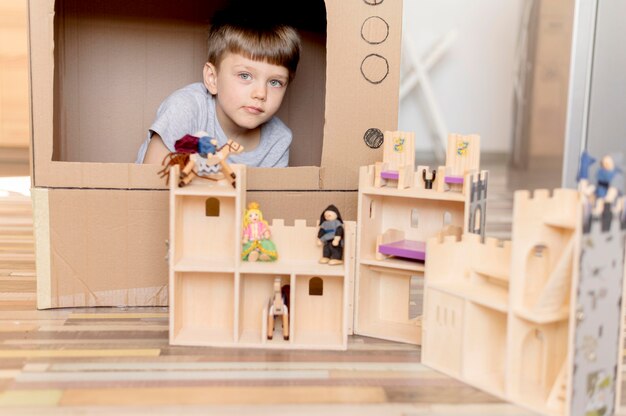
<box><xmin>444</xmin><ymin>176</ymin><xmax>464</xmax><ymax>184</ymax></box>
<box><xmin>378</xmin><ymin>240</ymin><xmax>426</xmax><ymax>261</ymax></box>
<box><xmin>380</xmin><ymin>170</ymin><xmax>399</xmax><ymax>180</ymax></box>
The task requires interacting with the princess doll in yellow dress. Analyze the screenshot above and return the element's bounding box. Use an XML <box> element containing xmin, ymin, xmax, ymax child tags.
<box><xmin>241</xmin><ymin>202</ymin><xmax>278</xmax><ymax>262</ymax></box>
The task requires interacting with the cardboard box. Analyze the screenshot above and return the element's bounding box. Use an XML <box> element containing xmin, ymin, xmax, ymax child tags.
<box><xmin>30</xmin><ymin>0</ymin><xmax>402</xmax><ymax>308</ymax></box>
<box><xmin>0</xmin><ymin>0</ymin><xmax>29</xmax><ymax>150</ymax></box>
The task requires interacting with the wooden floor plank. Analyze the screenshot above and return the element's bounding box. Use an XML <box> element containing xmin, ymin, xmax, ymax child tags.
<box><xmin>0</xmin><ymin>349</ymin><xmax>161</xmax><ymax>358</ymax></box>
<box><xmin>0</xmin><ymin>389</ymin><xmax>62</xmax><ymax>407</ymax></box>
<box><xmin>69</xmin><ymin>313</ymin><xmax>169</xmax><ymax>320</ymax></box>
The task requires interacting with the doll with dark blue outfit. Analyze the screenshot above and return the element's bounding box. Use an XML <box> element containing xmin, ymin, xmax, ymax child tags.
<box><xmin>317</xmin><ymin>204</ymin><xmax>344</xmax><ymax>265</ymax></box>
<box><xmin>596</xmin><ymin>155</ymin><xmax>620</xmax><ymax>198</ymax></box>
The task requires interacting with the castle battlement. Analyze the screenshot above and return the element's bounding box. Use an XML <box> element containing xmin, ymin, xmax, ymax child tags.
<box><xmin>514</xmin><ymin>188</ymin><xmax>579</xmax><ymax>205</ymax></box>
<box><xmin>269</xmin><ymin>218</ymin><xmax>311</xmax><ymax>228</ymax></box>
<box><xmin>583</xmin><ymin>196</ymin><xmax>626</xmax><ymax>234</ymax></box>
<box><xmin>461</xmin><ymin>233</ymin><xmax>480</xmax><ymax>244</ymax></box>
<box><xmin>513</xmin><ymin>188</ymin><xmax>581</xmax><ymax>231</ymax></box>
<box><xmin>429</xmin><ymin>232</ymin><xmax>510</xmax><ymax>253</ymax></box>
<box><xmin>469</xmin><ymin>170</ymin><xmax>489</xmax><ymax>182</ymax></box>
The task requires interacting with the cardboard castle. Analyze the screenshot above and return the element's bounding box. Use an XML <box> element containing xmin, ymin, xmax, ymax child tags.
<box><xmin>29</xmin><ymin>0</ymin><xmax>403</xmax><ymax>308</ymax></box>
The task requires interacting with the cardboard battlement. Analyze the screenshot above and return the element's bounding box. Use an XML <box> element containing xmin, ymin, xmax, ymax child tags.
<box><xmin>31</xmin><ymin>0</ymin><xmax>402</xmax><ymax>308</ymax></box>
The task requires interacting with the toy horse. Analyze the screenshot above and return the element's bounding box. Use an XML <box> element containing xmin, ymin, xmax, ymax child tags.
<box><xmin>159</xmin><ymin>137</ymin><xmax>243</xmax><ymax>188</ymax></box>
<box><xmin>267</xmin><ymin>278</ymin><xmax>289</xmax><ymax>341</ymax></box>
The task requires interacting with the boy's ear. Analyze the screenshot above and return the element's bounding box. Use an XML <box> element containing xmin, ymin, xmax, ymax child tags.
<box><xmin>203</xmin><ymin>62</ymin><xmax>218</xmax><ymax>95</ymax></box>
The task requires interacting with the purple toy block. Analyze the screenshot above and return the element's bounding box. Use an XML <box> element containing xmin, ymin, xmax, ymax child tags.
<box><xmin>444</xmin><ymin>176</ymin><xmax>464</xmax><ymax>184</ymax></box>
<box><xmin>378</xmin><ymin>240</ymin><xmax>426</xmax><ymax>261</ymax></box>
<box><xmin>381</xmin><ymin>170</ymin><xmax>399</xmax><ymax>180</ymax></box>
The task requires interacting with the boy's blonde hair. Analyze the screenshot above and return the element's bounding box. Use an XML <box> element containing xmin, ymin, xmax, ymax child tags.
<box><xmin>207</xmin><ymin>21</ymin><xmax>301</xmax><ymax>83</ymax></box>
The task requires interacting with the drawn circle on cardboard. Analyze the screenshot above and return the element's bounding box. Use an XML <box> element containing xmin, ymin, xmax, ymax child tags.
<box><xmin>361</xmin><ymin>16</ymin><xmax>389</xmax><ymax>45</ymax></box>
<box><xmin>360</xmin><ymin>54</ymin><xmax>389</xmax><ymax>84</ymax></box>
<box><xmin>363</xmin><ymin>0</ymin><xmax>384</xmax><ymax>5</ymax></box>
<box><xmin>363</xmin><ymin>128</ymin><xmax>384</xmax><ymax>149</ymax></box>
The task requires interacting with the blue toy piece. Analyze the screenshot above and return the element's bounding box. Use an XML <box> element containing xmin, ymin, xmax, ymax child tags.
<box><xmin>198</xmin><ymin>136</ymin><xmax>217</xmax><ymax>157</ymax></box>
<box><xmin>595</xmin><ymin>155</ymin><xmax>621</xmax><ymax>199</ymax></box>
<box><xmin>577</xmin><ymin>151</ymin><xmax>596</xmax><ymax>181</ymax></box>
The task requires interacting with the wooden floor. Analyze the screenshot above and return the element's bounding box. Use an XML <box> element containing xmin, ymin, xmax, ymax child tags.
<box><xmin>0</xmin><ymin>158</ymin><xmax>591</xmax><ymax>415</ymax></box>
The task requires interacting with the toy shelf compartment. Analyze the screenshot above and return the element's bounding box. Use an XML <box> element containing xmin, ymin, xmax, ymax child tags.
<box><xmin>358</xmin><ymin>193</ymin><xmax>465</xmax><ymax>263</ymax></box>
<box><xmin>427</xmin><ymin>278</ymin><xmax>508</xmax><ymax>314</ymax></box>
<box><xmin>291</xmin><ymin>274</ymin><xmax>346</xmax><ymax>348</ymax></box>
<box><xmin>171</xmin><ymin>194</ymin><xmax>239</xmax><ymax>271</ymax></box>
<box><xmin>423</xmin><ymin>264</ymin><xmax>510</xmax><ymax>387</ymax></box>
<box><xmin>462</xmin><ymin>302</ymin><xmax>507</xmax><ymax>395</ymax></box>
<box><xmin>236</xmin><ymin>272</ymin><xmax>347</xmax><ymax>349</ymax></box>
<box><xmin>507</xmin><ymin>314</ymin><xmax>570</xmax><ymax>415</ymax></box>
<box><xmin>170</xmin><ymin>271</ymin><xmax>236</xmax><ymax>346</ymax></box>
<box><xmin>237</xmin><ymin>273</ymin><xmax>293</xmax><ymax>347</ymax></box>
<box><xmin>170</xmin><ymin>182</ymin><xmax>240</xmax><ymax>271</ymax></box>
<box><xmin>354</xmin><ymin>263</ymin><xmax>423</xmax><ymax>345</ymax></box>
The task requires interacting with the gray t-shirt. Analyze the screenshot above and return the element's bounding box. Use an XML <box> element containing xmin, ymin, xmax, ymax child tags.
<box><xmin>135</xmin><ymin>82</ymin><xmax>291</xmax><ymax>167</ymax></box>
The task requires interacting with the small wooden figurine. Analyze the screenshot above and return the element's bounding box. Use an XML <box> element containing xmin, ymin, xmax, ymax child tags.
<box><xmin>595</xmin><ymin>155</ymin><xmax>620</xmax><ymax>200</ymax></box>
<box><xmin>577</xmin><ymin>151</ymin><xmax>622</xmax><ymax>205</ymax></box>
<box><xmin>267</xmin><ymin>277</ymin><xmax>289</xmax><ymax>341</ymax></box>
<box><xmin>159</xmin><ymin>131</ymin><xmax>243</xmax><ymax>188</ymax></box>
<box><xmin>422</xmin><ymin>168</ymin><xmax>436</xmax><ymax>189</ymax></box>
<box><xmin>242</xmin><ymin>202</ymin><xmax>278</xmax><ymax>262</ymax></box>
<box><xmin>317</xmin><ymin>204</ymin><xmax>344</xmax><ymax>265</ymax></box>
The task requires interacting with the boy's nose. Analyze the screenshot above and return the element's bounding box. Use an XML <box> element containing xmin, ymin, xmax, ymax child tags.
<box><xmin>252</xmin><ymin>83</ymin><xmax>267</xmax><ymax>101</ymax></box>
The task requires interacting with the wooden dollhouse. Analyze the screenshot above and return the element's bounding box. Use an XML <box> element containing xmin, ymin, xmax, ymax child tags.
<box><xmin>165</xmin><ymin>128</ymin><xmax>626</xmax><ymax>414</ymax></box>
<box><xmin>422</xmin><ymin>189</ymin><xmax>626</xmax><ymax>416</ymax></box>
<box><xmin>168</xmin><ymin>164</ymin><xmax>356</xmax><ymax>350</ymax></box>
<box><xmin>354</xmin><ymin>132</ymin><xmax>488</xmax><ymax>345</ymax></box>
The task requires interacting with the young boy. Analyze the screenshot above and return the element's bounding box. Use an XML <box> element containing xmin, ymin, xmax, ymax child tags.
<box><xmin>136</xmin><ymin>12</ymin><xmax>301</xmax><ymax>167</ymax></box>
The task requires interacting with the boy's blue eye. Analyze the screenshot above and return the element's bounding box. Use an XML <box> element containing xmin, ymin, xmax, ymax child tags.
<box><xmin>269</xmin><ymin>80</ymin><xmax>284</xmax><ymax>88</ymax></box>
<box><xmin>239</xmin><ymin>73</ymin><xmax>251</xmax><ymax>80</ymax></box>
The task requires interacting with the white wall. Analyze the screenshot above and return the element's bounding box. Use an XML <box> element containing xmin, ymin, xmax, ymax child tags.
<box><xmin>399</xmin><ymin>0</ymin><xmax>523</xmax><ymax>155</ymax></box>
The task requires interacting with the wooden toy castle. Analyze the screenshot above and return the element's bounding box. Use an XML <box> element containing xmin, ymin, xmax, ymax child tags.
<box><xmin>168</xmin><ymin>164</ymin><xmax>355</xmax><ymax>350</ymax></box>
<box><xmin>354</xmin><ymin>131</ymin><xmax>488</xmax><ymax>344</ymax></box>
<box><xmin>166</xmin><ymin>130</ymin><xmax>626</xmax><ymax>415</ymax></box>
<box><xmin>422</xmin><ymin>188</ymin><xmax>626</xmax><ymax>416</ymax></box>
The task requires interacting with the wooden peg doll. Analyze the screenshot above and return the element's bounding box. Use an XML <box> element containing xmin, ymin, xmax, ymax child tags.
<box><xmin>317</xmin><ymin>204</ymin><xmax>344</xmax><ymax>265</ymax></box>
<box><xmin>241</xmin><ymin>202</ymin><xmax>278</xmax><ymax>262</ymax></box>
